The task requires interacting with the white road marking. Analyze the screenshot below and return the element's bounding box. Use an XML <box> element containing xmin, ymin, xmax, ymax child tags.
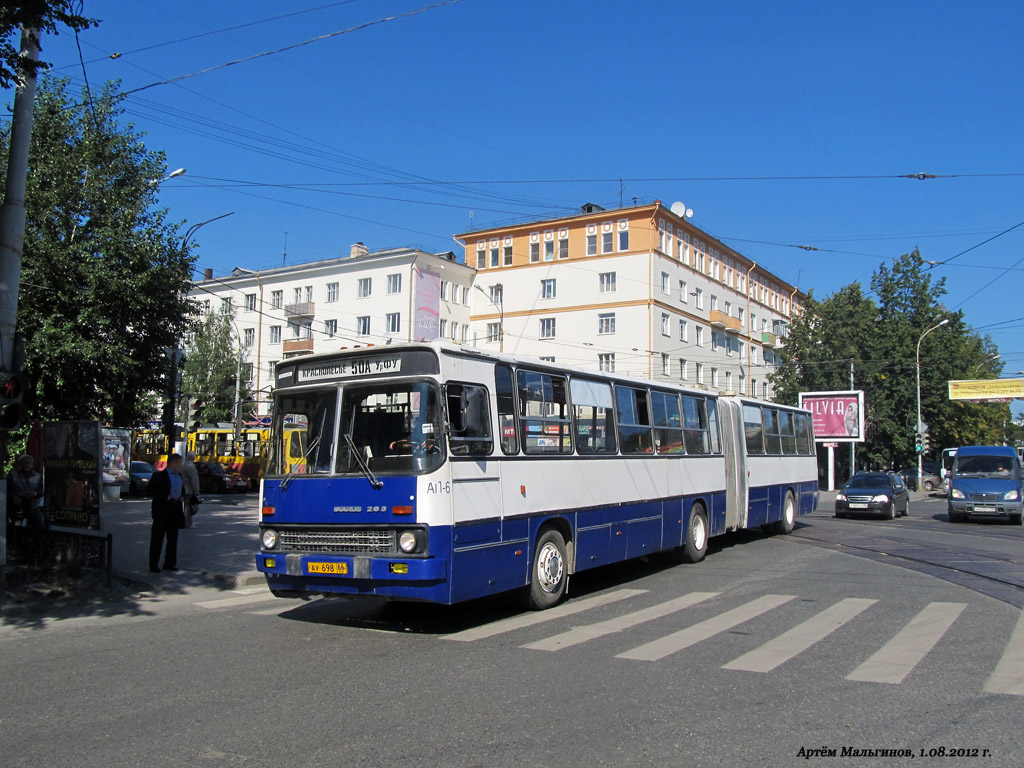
<box><xmin>523</xmin><ymin>592</ymin><xmax>720</xmax><ymax>652</ymax></box>
<box><xmin>983</xmin><ymin>609</ymin><xmax>1024</xmax><ymax>695</ymax></box>
<box><xmin>196</xmin><ymin>593</ymin><xmax>279</xmax><ymax>609</ymax></box>
<box><xmin>846</xmin><ymin>602</ymin><xmax>966</xmax><ymax>684</ymax></box>
<box><xmin>440</xmin><ymin>589</ymin><xmax>648</xmax><ymax>642</ymax></box>
<box><xmin>616</xmin><ymin>594</ymin><xmax>797</xmax><ymax>661</ymax></box>
<box><xmin>724</xmin><ymin>597</ymin><xmax>878</xmax><ymax>673</ymax></box>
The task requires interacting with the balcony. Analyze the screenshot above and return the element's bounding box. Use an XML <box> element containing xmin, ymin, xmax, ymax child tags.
<box><xmin>709</xmin><ymin>310</ymin><xmax>742</xmax><ymax>333</ymax></box>
<box><xmin>761</xmin><ymin>332</ymin><xmax>781</xmax><ymax>348</ymax></box>
<box><xmin>283</xmin><ymin>338</ymin><xmax>315</xmax><ymax>355</ymax></box>
<box><xmin>284</xmin><ymin>301</ymin><xmax>315</xmax><ymax>318</ymax></box>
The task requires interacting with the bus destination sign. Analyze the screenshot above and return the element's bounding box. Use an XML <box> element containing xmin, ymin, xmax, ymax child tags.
<box><xmin>297</xmin><ymin>356</ymin><xmax>402</xmax><ymax>382</ymax></box>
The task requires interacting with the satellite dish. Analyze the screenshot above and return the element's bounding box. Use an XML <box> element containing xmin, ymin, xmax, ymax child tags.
<box><xmin>686</xmin><ymin>207</ymin><xmax>693</xmax><ymax>219</ymax></box>
<box><xmin>670</xmin><ymin>201</ymin><xmax>687</xmax><ymax>218</ymax></box>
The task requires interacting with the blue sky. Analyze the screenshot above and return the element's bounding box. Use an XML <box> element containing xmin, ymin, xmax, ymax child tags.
<box><xmin>8</xmin><ymin>0</ymin><xmax>1024</xmax><ymax>380</ymax></box>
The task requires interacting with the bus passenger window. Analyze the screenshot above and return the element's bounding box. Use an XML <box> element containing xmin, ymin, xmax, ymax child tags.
<box><xmin>779</xmin><ymin>410</ymin><xmax>797</xmax><ymax>455</ymax></box>
<box><xmin>651</xmin><ymin>391</ymin><xmax>684</xmax><ymax>454</ymax></box>
<box><xmin>446</xmin><ymin>384</ymin><xmax>493</xmax><ymax>456</ymax></box>
<box><xmin>762</xmin><ymin>409</ymin><xmax>782</xmax><ymax>454</ymax></box>
<box><xmin>517</xmin><ymin>369</ymin><xmax>571</xmax><ymax>455</ymax></box>
<box><xmin>571</xmin><ymin>378</ymin><xmax>616</xmax><ymax>455</ymax></box>
<box><xmin>615</xmin><ymin>386</ymin><xmax>653</xmax><ymax>455</ymax></box>
<box><xmin>743</xmin><ymin>405</ymin><xmax>765</xmax><ymax>455</ymax></box>
<box><xmin>495</xmin><ymin>364</ymin><xmax>519</xmax><ymax>455</ymax></box>
<box><xmin>681</xmin><ymin>396</ymin><xmax>710</xmax><ymax>454</ymax></box>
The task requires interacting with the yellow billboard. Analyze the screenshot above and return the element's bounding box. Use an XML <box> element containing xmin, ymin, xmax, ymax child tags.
<box><xmin>948</xmin><ymin>378</ymin><xmax>1024</xmax><ymax>401</ymax></box>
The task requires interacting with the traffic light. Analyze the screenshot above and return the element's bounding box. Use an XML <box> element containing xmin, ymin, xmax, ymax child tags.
<box><xmin>0</xmin><ymin>370</ymin><xmax>30</xmax><ymax>430</ymax></box>
<box><xmin>189</xmin><ymin>398</ymin><xmax>205</xmax><ymax>431</ymax></box>
<box><xmin>921</xmin><ymin>432</ymin><xmax>931</xmax><ymax>453</ymax></box>
<box><xmin>914</xmin><ymin>432</ymin><xmax>924</xmax><ymax>454</ymax></box>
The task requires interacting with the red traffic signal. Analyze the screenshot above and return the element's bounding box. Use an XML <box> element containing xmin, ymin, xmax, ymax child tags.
<box><xmin>0</xmin><ymin>371</ymin><xmax>30</xmax><ymax>430</ymax></box>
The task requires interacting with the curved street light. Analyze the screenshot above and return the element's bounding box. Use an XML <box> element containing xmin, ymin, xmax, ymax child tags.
<box><xmin>917</xmin><ymin>318</ymin><xmax>950</xmax><ymax>489</ymax></box>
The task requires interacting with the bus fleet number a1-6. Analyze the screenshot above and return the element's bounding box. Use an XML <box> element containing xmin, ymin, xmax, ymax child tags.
<box><xmin>426</xmin><ymin>481</ymin><xmax>451</xmax><ymax>494</ymax></box>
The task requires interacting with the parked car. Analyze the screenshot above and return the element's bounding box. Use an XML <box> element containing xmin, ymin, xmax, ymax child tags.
<box><xmin>835</xmin><ymin>472</ymin><xmax>910</xmax><ymax>519</ymax></box>
<box><xmin>896</xmin><ymin>467</ymin><xmax>941</xmax><ymax>492</ymax></box>
<box><xmin>129</xmin><ymin>461</ymin><xmax>157</xmax><ymax>496</ymax></box>
<box><xmin>195</xmin><ymin>461</ymin><xmax>250</xmax><ymax>493</ymax></box>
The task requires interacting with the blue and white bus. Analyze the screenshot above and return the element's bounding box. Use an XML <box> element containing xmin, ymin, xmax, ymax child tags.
<box><xmin>256</xmin><ymin>342</ymin><xmax>818</xmax><ymax>609</ymax></box>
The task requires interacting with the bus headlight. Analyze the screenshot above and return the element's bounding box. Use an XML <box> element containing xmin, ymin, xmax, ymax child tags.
<box><xmin>398</xmin><ymin>530</ymin><xmax>419</xmax><ymax>553</ymax></box>
<box><xmin>262</xmin><ymin>529</ymin><xmax>279</xmax><ymax>550</ymax></box>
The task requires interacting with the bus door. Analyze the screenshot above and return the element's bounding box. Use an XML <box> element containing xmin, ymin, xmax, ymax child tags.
<box><xmin>720</xmin><ymin>399</ymin><xmax>748</xmax><ymax>530</ymax></box>
<box><xmin>445</xmin><ymin>383</ymin><xmax>501</xmax><ymax>543</ymax></box>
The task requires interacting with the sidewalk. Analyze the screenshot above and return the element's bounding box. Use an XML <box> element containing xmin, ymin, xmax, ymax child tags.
<box><xmin>100</xmin><ymin>492</ymin><xmax>264</xmax><ymax>589</ymax></box>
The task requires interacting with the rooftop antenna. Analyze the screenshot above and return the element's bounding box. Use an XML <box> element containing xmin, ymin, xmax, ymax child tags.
<box><xmin>282</xmin><ymin>231</ymin><xmax>288</xmax><ymax>266</ymax></box>
<box><xmin>670</xmin><ymin>201</ymin><xmax>693</xmax><ymax>221</ymax></box>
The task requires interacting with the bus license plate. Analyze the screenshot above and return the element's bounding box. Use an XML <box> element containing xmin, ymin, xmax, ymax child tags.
<box><xmin>849</xmin><ymin>503</ymin><xmax>869</xmax><ymax>509</ymax></box>
<box><xmin>307</xmin><ymin>562</ymin><xmax>348</xmax><ymax>575</ymax></box>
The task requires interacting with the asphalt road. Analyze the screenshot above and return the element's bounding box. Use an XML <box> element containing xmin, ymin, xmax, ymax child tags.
<box><xmin>1</xmin><ymin>492</ymin><xmax>1022</xmax><ymax>767</ymax></box>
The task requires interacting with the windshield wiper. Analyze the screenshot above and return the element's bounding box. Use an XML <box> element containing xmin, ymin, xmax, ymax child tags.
<box><xmin>281</xmin><ymin>436</ymin><xmax>323</xmax><ymax>492</ymax></box>
<box><xmin>345</xmin><ymin>433</ymin><xmax>383</xmax><ymax>489</ymax></box>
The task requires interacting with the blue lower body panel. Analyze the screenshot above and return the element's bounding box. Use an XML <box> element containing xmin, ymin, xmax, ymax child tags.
<box><xmin>258</xmin><ymin>552</ymin><xmax>450</xmax><ymax>602</ymax></box>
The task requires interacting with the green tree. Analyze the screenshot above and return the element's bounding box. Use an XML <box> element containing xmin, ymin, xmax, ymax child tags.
<box><xmin>181</xmin><ymin>313</ymin><xmax>249</xmax><ymax>426</ymax></box>
<box><xmin>773</xmin><ymin>248</ymin><xmax>1009</xmax><ymax>472</ymax></box>
<box><xmin>1</xmin><ymin>77</ymin><xmax>195</xmax><ymax>427</ymax></box>
<box><xmin>0</xmin><ymin>1</ymin><xmax>95</xmax><ymax>88</ymax></box>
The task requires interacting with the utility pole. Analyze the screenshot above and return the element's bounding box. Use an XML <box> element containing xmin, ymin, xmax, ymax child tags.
<box><xmin>0</xmin><ymin>28</ymin><xmax>39</xmax><ymax>578</ymax></box>
<box><xmin>849</xmin><ymin>359</ymin><xmax>856</xmax><ymax>478</ymax></box>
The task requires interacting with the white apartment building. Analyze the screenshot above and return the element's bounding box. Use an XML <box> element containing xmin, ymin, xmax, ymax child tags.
<box><xmin>457</xmin><ymin>200</ymin><xmax>803</xmax><ymax>400</ymax></box>
<box><xmin>189</xmin><ymin>244</ymin><xmax>475</xmax><ymax>413</ymax></box>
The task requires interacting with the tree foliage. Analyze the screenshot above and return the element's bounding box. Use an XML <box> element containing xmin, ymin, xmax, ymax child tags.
<box><xmin>0</xmin><ymin>1</ymin><xmax>96</xmax><ymax>88</ymax></box>
<box><xmin>772</xmin><ymin>248</ymin><xmax>1008</xmax><ymax>472</ymax></box>
<box><xmin>181</xmin><ymin>313</ymin><xmax>250</xmax><ymax>425</ymax></box>
<box><xmin>1</xmin><ymin>77</ymin><xmax>195</xmax><ymax>427</ymax></box>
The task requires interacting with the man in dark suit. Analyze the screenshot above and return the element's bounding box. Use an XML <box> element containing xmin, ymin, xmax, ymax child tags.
<box><xmin>149</xmin><ymin>453</ymin><xmax>185</xmax><ymax>573</ymax></box>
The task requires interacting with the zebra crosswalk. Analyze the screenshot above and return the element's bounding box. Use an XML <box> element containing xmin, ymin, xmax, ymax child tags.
<box><xmin>441</xmin><ymin>588</ymin><xmax>1022</xmax><ymax>694</ymax></box>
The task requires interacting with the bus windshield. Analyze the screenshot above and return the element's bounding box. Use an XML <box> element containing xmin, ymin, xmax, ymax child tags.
<box><xmin>265</xmin><ymin>381</ymin><xmax>443</xmax><ymax>477</ymax></box>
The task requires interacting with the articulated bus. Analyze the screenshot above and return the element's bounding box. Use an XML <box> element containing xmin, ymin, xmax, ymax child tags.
<box><xmin>256</xmin><ymin>342</ymin><xmax>818</xmax><ymax>609</ymax></box>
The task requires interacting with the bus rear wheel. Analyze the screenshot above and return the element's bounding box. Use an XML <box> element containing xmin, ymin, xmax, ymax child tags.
<box><xmin>522</xmin><ymin>529</ymin><xmax>567</xmax><ymax>610</ymax></box>
<box><xmin>678</xmin><ymin>504</ymin><xmax>708</xmax><ymax>564</ymax></box>
<box><xmin>771</xmin><ymin>492</ymin><xmax>796</xmax><ymax>535</ymax></box>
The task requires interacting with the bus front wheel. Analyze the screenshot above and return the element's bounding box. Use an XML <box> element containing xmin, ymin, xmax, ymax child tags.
<box><xmin>523</xmin><ymin>529</ymin><xmax>568</xmax><ymax>610</ymax></box>
<box><xmin>679</xmin><ymin>505</ymin><xmax>708</xmax><ymax>564</ymax></box>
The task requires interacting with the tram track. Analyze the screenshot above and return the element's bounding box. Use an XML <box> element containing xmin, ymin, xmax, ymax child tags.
<box><xmin>790</xmin><ymin>521</ymin><xmax>1024</xmax><ymax>608</ymax></box>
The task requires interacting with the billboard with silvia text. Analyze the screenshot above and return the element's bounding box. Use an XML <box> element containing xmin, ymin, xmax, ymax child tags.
<box><xmin>798</xmin><ymin>390</ymin><xmax>865</xmax><ymax>443</ymax></box>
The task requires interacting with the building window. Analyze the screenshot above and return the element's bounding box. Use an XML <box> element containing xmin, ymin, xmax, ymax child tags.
<box><xmin>694</xmin><ymin>288</ymin><xmax>704</xmax><ymax>309</ymax></box>
<box><xmin>558</xmin><ymin>235</ymin><xmax>569</xmax><ymax>259</ymax></box>
<box><xmin>661</xmin><ymin>313</ymin><xmax>670</xmax><ymax>336</ymax></box>
<box><xmin>441</xmin><ymin>281</ymin><xmax>450</xmax><ymax>301</ymax></box>
<box><xmin>541</xmin><ymin>279</ymin><xmax>556</xmax><ymax>299</ymax></box>
<box><xmin>586</xmin><ymin>233</ymin><xmax>597</xmax><ymax>256</ymax></box>
<box><xmin>269</xmin><ymin>325</ymin><xmax>281</xmax><ymax>344</ymax></box>
<box><xmin>710</xmin><ymin>294</ymin><xmax>718</xmax><ymax>312</ymax></box>
<box><xmin>695</xmin><ymin>363</ymin><xmax>704</xmax><ymax>384</ymax></box>
<box><xmin>386</xmin><ymin>313</ymin><xmax>400</xmax><ymax>334</ymax></box>
<box><xmin>762</xmin><ymin>381</ymin><xmax>769</xmax><ymax>399</ymax></box>
<box><xmin>449</xmin><ymin>321</ymin><xmax>458</xmax><ymax>340</ymax></box>
<box><xmin>503</xmin><ymin>244</ymin><xmax>513</xmax><ymax>266</ymax></box>
<box><xmin>530</xmin><ymin>242</ymin><xmax>540</xmax><ymax>263</ymax></box>
<box><xmin>661</xmin><ymin>272</ymin><xmax>670</xmax><ymax>294</ymax></box>
<box><xmin>725</xmin><ymin>371</ymin><xmax>733</xmax><ymax>390</ymax></box>
<box><xmin>357</xmin><ymin>277</ymin><xmax>371</xmax><ymax>298</ymax></box>
<box><xmin>267</xmin><ymin>361</ymin><xmax>277</xmax><ymax>379</ymax></box>
<box><xmin>599</xmin><ymin>272</ymin><xmax>616</xmax><ymax>293</ymax></box>
<box><xmin>287</xmin><ymin>321</ymin><xmax>299</xmax><ymax>339</ymax></box>
<box><xmin>679</xmin><ymin>359</ymin><xmax>687</xmax><ymax>380</ymax></box>
<box><xmin>357</xmin><ymin>316</ymin><xmax>370</xmax><ymax>335</ymax></box>
<box><xmin>539</xmin><ymin>318</ymin><xmax>556</xmax><ymax>339</ymax></box>
<box><xmin>242</xmin><ymin>362</ymin><xmax>254</xmax><ymax>383</ymax></box>
<box><xmin>711</xmin><ymin>367</ymin><xmax>719</xmax><ymax>388</ymax></box>
<box><xmin>476</xmin><ymin>247</ymin><xmax>486</xmax><ymax>269</ymax></box>
<box><xmin>618</xmin><ymin>229</ymin><xmax>629</xmax><ymax>251</ymax></box>
<box><xmin>220</xmin><ymin>297</ymin><xmax>233</xmax><ymax>316</ymax></box>
<box><xmin>490</xmin><ymin>247</ymin><xmax>500</xmax><ymax>268</ymax></box>
<box><xmin>598</xmin><ymin>313</ymin><xmax>615</xmax><ymax>335</ymax></box>
<box><xmin>387</xmin><ymin>274</ymin><xmax>402</xmax><ymax>294</ymax></box>
<box><xmin>679</xmin><ymin>319</ymin><xmax>688</xmax><ymax>342</ymax></box>
<box><xmin>439</xmin><ymin>318</ymin><xmax>448</xmax><ymax>338</ymax></box>
<box><xmin>486</xmin><ymin>322</ymin><xmax>501</xmax><ymax>342</ymax></box>
<box><xmin>602</xmin><ymin>231</ymin><xmax>613</xmax><ymax>254</ymax></box>
<box><xmin>293</xmin><ymin>287</ymin><xmax>302</xmax><ymax>304</ymax></box>
<box><xmin>661</xmin><ymin>353</ymin><xmax>670</xmax><ymax>376</ymax></box>
<box><xmin>270</xmin><ymin>290</ymin><xmax>283</xmax><ymax>309</ymax></box>
<box><xmin>243</xmin><ymin>328</ymin><xmax>255</xmax><ymax>346</ymax></box>
<box><xmin>245</xmin><ymin>293</ymin><xmax>256</xmax><ymax>312</ymax></box>
<box><xmin>325</xmin><ymin>282</ymin><xmax>339</xmax><ymax>303</ymax></box>
<box><xmin>490</xmin><ymin>284</ymin><xmax>503</xmax><ymax>305</ymax></box>
<box><xmin>325</xmin><ymin>319</ymin><xmax>337</xmax><ymax>338</ymax></box>
<box><xmin>599</xmin><ymin>353</ymin><xmax>615</xmax><ymax>373</ymax></box>
<box><xmin>544</xmin><ymin>240</ymin><xmax>554</xmax><ymax>261</ymax></box>
<box><xmin>695</xmin><ymin>326</ymin><xmax>704</xmax><ymax>347</ymax></box>
<box><xmin>680</xmin><ymin>280</ymin><xmax>688</xmax><ymax>303</ymax></box>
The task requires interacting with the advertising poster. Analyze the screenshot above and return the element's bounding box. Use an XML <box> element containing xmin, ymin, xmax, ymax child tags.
<box><xmin>413</xmin><ymin>267</ymin><xmax>440</xmax><ymax>341</ymax></box>
<box><xmin>43</xmin><ymin>420</ymin><xmax>102</xmax><ymax>530</ymax></box>
<box><xmin>798</xmin><ymin>391</ymin><xmax>865</xmax><ymax>443</ymax></box>
<box><xmin>103</xmin><ymin>427</ymin><xmax>132</xmax><ymax>488</ymax></box>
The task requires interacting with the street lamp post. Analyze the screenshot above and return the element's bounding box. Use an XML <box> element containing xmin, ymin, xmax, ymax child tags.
<box><xmin>917</xmin><ymin>318</ymin><xmax>949</xmax><ymax>490</ymax></box>
<box><xmin>475</xmin><ymin>283</ymin><xmax>504</xmax><ymax>352</ymax></box>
